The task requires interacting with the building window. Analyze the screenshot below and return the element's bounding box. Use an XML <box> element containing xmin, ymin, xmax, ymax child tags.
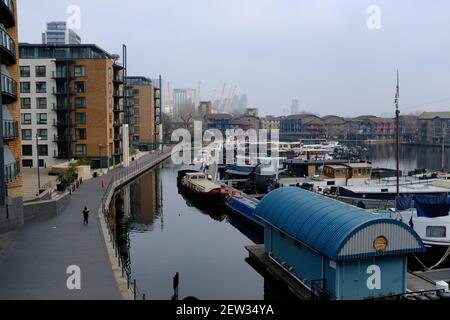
<box><xmin>426</xmin><ymin>226</ymin><xmax>446</xmax><ymax>238</ymax></box>
<box><xmin>22</xmin><ymin>159</ymin><xmax>33</xmax><ymax>167</ymax></box>
<box><xmin>21</xmin><ymin>97</ymin><xmax>31</xmax><ymax>109</ymax></box>
<box><xmin>134</xmin><ymin>126</ymin><xmax>140</xmax><ymax>134</ymax></box>
<box><xmin>74</xmin><ymin>65</ymin><xmax>85</xmax><ymax>77</ymax></box>
<box><xmin>75</xmin><ymin>112</ymin><xmax>86</xmax><ymax>124</ymax></box>
<box><xmin>36</xmin><ymin>82</ymin><xmax>47</xmax><ymax>93</ymax></box>
<box><xmin>133</xmin><ymin>98</ymin><xmax>140</xmax><ymax>105</ymax></box>
<box><xmin>76</xmin><ymin>144</ymin><xmax>87</xmax><ymax>156</ymax></box>
<box><xmin>108</xmin><ymin>68</ymin><xmax>112</xmax><ymax>79</ymax></box>
<box><xmin>37</xmin><ymin>129</ymin><xmax>48</xmax><ymax>140</ymax></box>
<box><xmin>36</xmin><ymin>97</ymin><xmax>47</xmax><ymax>109</ymax></box>
<box><xmin>21</xmin><ymin>113</ymin><xmax>32</xmax><ymax>125</ymax></box>
<box><xmin>109</xmin><ymin>113</ymin><xmax>112</xmax><ymax>124</ymax></box>
<box><xmin>75</xmin><ymin>128</ymin><xmax>86</xmax><ymax>140</ymax></box>
<box><xmin>37</xmin><ymin>113</ymin><xmax>47</xmax><ymax>125</ymax></box>
<box><xmin>75</xmin><ymin>97</ymin><xmax>86</xmax><ymax>108</ymax></box>
<box><xmin>22</xmin><ymin>129</ymin><xmax>32</xmax><ymax>140</ymax></box>
<box><xmin>132</xmin><ymin>89</ymin><xmax>139</xmax><ymax>96</ymax></box>
<box><xmin>20</xmin><ymin>82</ymin><xmax>30</xmax><ymax>93</ymax></box>
<box><xmin>35</xmin><ymin>66</ymin><xmax>46</xmax><ymax>77</ymax></box>
<box><xmin>37</xmin><ymin>145</ymin><xmax>48</xmax><ymax>156</ymax></box>
<box><xmin>109</xmin><ymin>97</ymin><xmax>112</xmax><ymax>108</ymax></box>
<box><xmin>22</xmin><ymin>145</ymin><xmax>33</xmax><ymax>156</ymax></box>
<box><xmin>20</xmin><ymin>66</ymin><xmax>30</xmax><ymax>77</ymax></box>
<box><xmin>109</xmin><ymin>128</ymin><xmax>112</xmax><ymax>139</ymax></box>
<box><xmin>75</xmin><ymin>81</ymin><xmax>85</xmax><ymax>93</ymax></box>
<box><xmin>108</xmin><ymin>83</ymin><xmax>112</xmax><ymax>94</ymax></box>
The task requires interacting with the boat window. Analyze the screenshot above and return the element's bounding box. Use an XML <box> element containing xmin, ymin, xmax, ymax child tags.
<box><xmin>294</xmin><ymin>240</ymin><xmax>302</xmax><ymax>248</ymax></box>
<box><xmin>426</xmin><ymin>226</ymin><xmax>446</xmax><ymax>238</ymax></box>
<box><xmin>279</xmin><ymin>231</ymin><xmax>287</xmax><ymax>239</ymax></box>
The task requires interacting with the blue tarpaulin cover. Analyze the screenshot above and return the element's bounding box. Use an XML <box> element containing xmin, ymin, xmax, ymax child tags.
<box><xmin>415</xmin><ymin>193</ymin><xmax>450</xmax><ymax>218</ymax></box>
<box><xmin>396</xmin><ymin>195</ymin><xmax>413</xmax><ymax>211</ymax></box>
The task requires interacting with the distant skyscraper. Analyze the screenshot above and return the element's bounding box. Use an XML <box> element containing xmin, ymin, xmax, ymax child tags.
<box><xmin>42</xmin><ymin>21</ymin><xmax>81</xmax><ymax>45</ymax></box>
<box><xmin>173</xmin><ymin>88</ymin><xmax>197</xmax><ymax>116</ymax></box>
<box><xmin>291</xmin><ymin>99</ymin><xmax>299</xmax><ymax>115</ymax></box>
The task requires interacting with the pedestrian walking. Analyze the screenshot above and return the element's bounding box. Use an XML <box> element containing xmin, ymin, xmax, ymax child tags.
<box><xmin>83</xmin><ymin>206</ymin><xmax>90</xmax><ymax>225</ymax></box>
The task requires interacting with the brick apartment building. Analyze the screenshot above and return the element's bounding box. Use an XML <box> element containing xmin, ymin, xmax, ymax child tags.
<box><xmin>19</xmin><ymin>43</ymin><xmax>124</xmax><ymax>168</ymax></box>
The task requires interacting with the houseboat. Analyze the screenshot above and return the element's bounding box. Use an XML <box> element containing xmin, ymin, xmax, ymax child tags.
<box><xmin>225</xmin><ymin>190</ymin><xmax>263</xmax><ymax>228</ymax></box>
<box><xmin>178</xmin><ymin>171</ymin><xmax>227</xmax><ymax>202</ymax></box>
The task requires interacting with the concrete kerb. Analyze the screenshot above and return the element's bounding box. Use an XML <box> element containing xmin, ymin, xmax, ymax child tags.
<box><xmin>97</xmin><ymin>152</ymin><xmax>171</xmax><ymax>300</ymax></box>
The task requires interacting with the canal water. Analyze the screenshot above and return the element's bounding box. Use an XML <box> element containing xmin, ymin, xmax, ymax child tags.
<box><xmin>110</xmin><ymin>160</ymin><xmax>298</xmax><ymax>300</ymax></box>
<box><xmin>367</xmin><ymin>144</ymin><xmax>450</xmax><ymax>173</ymax></box>
<box><xmin>109</xmin><ymin>144</ymin><xmax>448</xmax><ymax>300</ymax></box>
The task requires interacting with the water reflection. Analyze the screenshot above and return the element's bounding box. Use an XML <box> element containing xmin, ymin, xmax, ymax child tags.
<box><xmin>367</xmin><ymin>144</ymin><xmax>450</xmax><ymax>173</ymax></box>
<box><xmin>110</xmin><ymin>162</ymin><xmax>298</xmax><ymax>300</ymax></box>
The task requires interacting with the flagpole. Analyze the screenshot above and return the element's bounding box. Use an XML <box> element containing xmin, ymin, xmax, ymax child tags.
<box><xmin>395</xmin><ymin>71</ymin><xmax>400</xmax><ymax>207</ymax></box>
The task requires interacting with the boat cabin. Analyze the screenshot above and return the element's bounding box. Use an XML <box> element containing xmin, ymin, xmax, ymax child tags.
<box><xmin>346</xmin><ymin>163</ymin><xmax>372</xmax><ymax>179</ymax></box>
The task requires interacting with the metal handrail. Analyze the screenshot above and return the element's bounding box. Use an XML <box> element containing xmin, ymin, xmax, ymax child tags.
<box><xmin>100</xmin><ymin>149</ymin><xmax>170</xmax><ymax>300</ymax></box>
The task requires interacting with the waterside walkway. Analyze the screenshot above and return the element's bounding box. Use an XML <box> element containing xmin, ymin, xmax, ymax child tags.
<box><xmin>0</xmin><ymin>150</ymin><xmax>171</xmax><ymax>300</ymax></box>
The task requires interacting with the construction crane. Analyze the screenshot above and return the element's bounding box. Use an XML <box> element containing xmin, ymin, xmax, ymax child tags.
<box><xmin>225</xmin><ymin>85</ymin><xmax>237</xmax><ymax>113</ymax></box>
<box><xmin>218</xmin><ymin>83</ymin><xmax>226</xmax><ymax>113</ymax></box>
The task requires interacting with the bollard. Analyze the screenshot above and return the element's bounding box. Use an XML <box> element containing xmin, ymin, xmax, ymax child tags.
<box><xmin>133</xmin><ymin>279</ymin><xmax>136</xmax><ymax>300</ymax></box>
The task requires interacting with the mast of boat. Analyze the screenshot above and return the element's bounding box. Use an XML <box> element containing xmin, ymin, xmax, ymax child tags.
<box><xmin>442</xmin><ymin>132</ymin><xmax>445</xmax><ymax>173</ymax></box>
<box><xmin>395</xmin><ymin>71</ymin><xmax>400</xmax><ymax>202</ymax></box>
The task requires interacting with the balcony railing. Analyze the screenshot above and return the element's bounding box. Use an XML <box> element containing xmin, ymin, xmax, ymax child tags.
<box><xmin>3</xmin><ymin>120</ymin><xmax>17</xmax><ymax>140</ymax></box>
<box><xmin>53</xmin><ymin>134</ymin><xmax>72</xmax><ymax>143</ymax></box>
<box><xmin>113</xmin><ymin>105</ymin><xmax>123</xmax><ymax>112</ymax></box>
<box><xmin>0</xmin><ymin>0</ymin><xmax>14</xmax><ymax>28</ymax></box>
<box><xmin>52</xmin><ymin>71</ymin><xmax>72</xmax><ymax>79</ymax></box>
<box><xmin>53</xmin><ymin>118</ymin><xmax>71</xmax><ymax>127</ymax></box>
<box><xmin>52</xmin><ymin>87</ymin><xmax>73</xmax><ymax>95</ymax></box>
<box><xmin>52</xmin><ymin>102</ymin><xmax>73</xmax><ymax>112</ymax></box>
<box><xmin>0</xmin><ymin>26</ymin><xmax>16</xmax><ymax>64</ymax></box>
<box><xmin>113</xmin><ymin>120</ymin><xmax>122</xmax><ymax>127</ymax></box>
<box><xmin>113</xmin><ymin>76</ymin><xmax>124</xmax><ymax>83</ymax></box>
<box><xmin>5</xmin><ymin>160</ymin><xmax>20</xmax><ymax>184</ymax></box>
<box><xmin>113</xmin><ymin>90</ymin><xmax>123</xmax><ymax>98</ymax></box>
<box><xmin>1</xmin><ymin>73</ymin><xmax>17</xmax><ymax>103</ymax></box>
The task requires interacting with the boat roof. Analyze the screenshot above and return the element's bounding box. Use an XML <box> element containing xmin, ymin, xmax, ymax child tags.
<box><xmin>325</xmin><ymin>165</ymin><xmax>349</xmax><ymax>170</ymax></box>
<box><xmin>346</xmin><ymin>163</ymin><xmax>372</xmax><ymax>168</ymax></box>
<box><xmin>342</xmin><ymin>184</ymin><xmax>450</xmax><ymax>194</ymax></box>
<box><xmin>255</xmin><ymin>187</ymin><xmax>424</xmax><ymax>261</ymax></box>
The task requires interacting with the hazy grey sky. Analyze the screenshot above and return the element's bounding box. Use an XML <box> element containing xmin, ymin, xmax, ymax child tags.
<box><xmin>18</xmin><ymin>0</ymin><xmax>450</xmax><ymax>117</ymax></box>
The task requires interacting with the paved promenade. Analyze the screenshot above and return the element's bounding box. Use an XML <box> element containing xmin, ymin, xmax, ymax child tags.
<box><xmin>0</xmin><ymin>150</ymin><xmax>169</xmax><ymax>300</ymax></box>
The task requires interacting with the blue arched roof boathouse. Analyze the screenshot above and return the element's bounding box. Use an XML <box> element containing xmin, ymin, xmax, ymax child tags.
<box><xmin>255</xmin><ymin>187</ymin><xmax>424</xmax><ymax>300</ymax></box>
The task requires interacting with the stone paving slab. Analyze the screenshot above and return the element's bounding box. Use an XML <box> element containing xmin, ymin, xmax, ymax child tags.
<box><xmin>0</xmin><ymin>150</ymin><xmax>170</xmax><ymax>300</ymax></box>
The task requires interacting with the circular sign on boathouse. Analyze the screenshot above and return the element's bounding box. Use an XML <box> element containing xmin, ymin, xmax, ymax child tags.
<box><xmin>373</xmin><ymin>236</ymin><xmax>388</xmax><ymax>252</ymax></box>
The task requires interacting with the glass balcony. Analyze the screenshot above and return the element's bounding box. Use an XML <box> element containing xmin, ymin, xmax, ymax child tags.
<box><xmin>52</xmin><ymin>71</ymin><xmax>72</xmax><ymax>79</ymax></box>
<box><xmin>113</xmin><ymin>90</ymin><xmax>124</xmax><ymax>98</ymax></box>
<box><xmin>0</xmin><ymin>0</ymin><xmax>14</xmax><ymax>28</ymax></box>
<box><xmin>1</xmin><ymin>73</ymin><xmax>17</xmax><ymax>103</ymax></box>
<box><xmin>3</xmin><ymin>120</ymin><xmax>18</xmax><ymax>140</ymax></box>
<box><xmin>4</xmin><ymin>145</ymin><xmax>19</xmax><ymax>183</ymax></box>
<box><xmin>113</xmin><ymin>76</ymin><xmax>124</xmax><ymax>83</ymax></box>
<box><xmin>0</xmin><ymin>26</ymin><xmax>16</xmax><ymax>65</ymax></box>
<box><xmin>52</xmin><ymin>87</ymin><xmax>73</xmax><ymax>96</ymax></box>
